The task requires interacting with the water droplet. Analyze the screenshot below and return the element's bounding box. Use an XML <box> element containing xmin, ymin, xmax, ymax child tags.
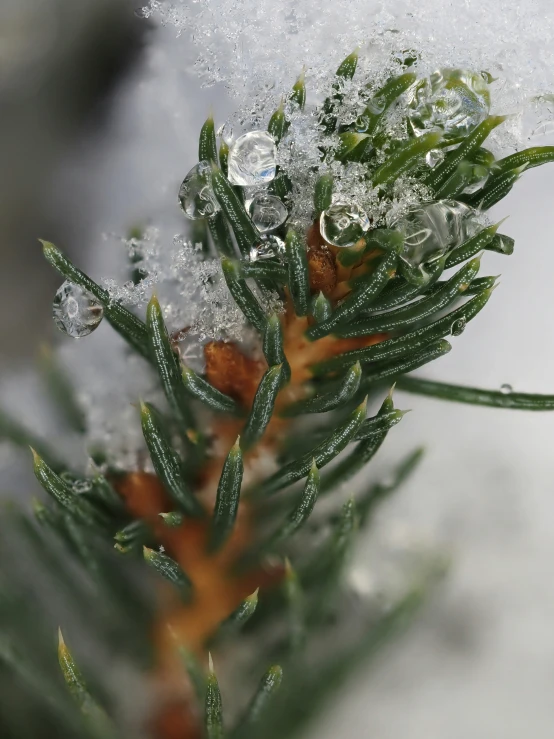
<box><xmin>391</xmin><ymin>200</ymin><xmax>479</xmax><ymax>272</ymax></box>
<box><xmin>500</xmin><ymin>383</ymin><xmax>513</xmax><ymax>395</ymax></box>
<box><xmin>450</xmin><ymin>317</ymin><xmax>466</xmax><ymax>336</ymax></box>
<box><xmin>178</xmin><ymin>161</ymin><xmax>220</xmax><ymax>220</ymax></box>
<box><xmin>480</xmin><ymin>70</ymin><xmax>496</xmax><ymax>84</ymax></box>
<box><xmin>366</xmin><ymin>94</ymin><xmax>386</xmax><ymax>116</ymax></box>
<box><xmin>425</xmin><ymin>149</ymin><xmax>444</xmax><ymax>168</ymax></box>
<box><xmin>409</xmin><ymin>68</ymin><xmax>490</xmax><ymax>139</ymax></box>
<box><xmin>227</xmin><ymin>131</ymin><xmax>277</xmax><ymax>187</ymax></box>
<box><xmin>249</xmin><ymin>235</ymin><xmax>286</xmax><ymax>262</ymax></box>
<box><xmin>247</xmin><ymin>192</ymin><xmax>288</xmax><ymax>233</ymax></box>
<box><xmin>398</xmin><ymin>262</ymin><xmax>435</xmax><ymax>287</ymax></box>
<box><xmin>320</xmin><ymin>200</ymin><xmax>370</xmax><ymax>248</ymax></box>
<box><xmin>355</xmin><ymin>113</ymin><xmax>370</xmax><ymax>132</ymax></box>
<box><xmin>134</xmin><ymin>6</ymin><xmax>149</xmax><ymax>18</ymax></box>
<box><xmin>52</xmin><ymin>281</ymin><xmax>104</xmax><ymax>339</ymax></box>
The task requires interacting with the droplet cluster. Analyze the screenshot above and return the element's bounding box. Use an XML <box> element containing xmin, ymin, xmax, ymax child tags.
<box><xmin>48</xmin><ymin>0</ymin><xmax>554</xmax><ymax>473</ymax></box>
<box><xmin>179</xmin><ymin>128</ymin><xmax>286</xmax><ymax>262</ymax></box>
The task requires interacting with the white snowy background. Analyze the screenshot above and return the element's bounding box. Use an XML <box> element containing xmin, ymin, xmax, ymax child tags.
<box><xmin>3</xmin><ymin>1</ymin><xmax>554</xmax><ymax>736</ymax></box>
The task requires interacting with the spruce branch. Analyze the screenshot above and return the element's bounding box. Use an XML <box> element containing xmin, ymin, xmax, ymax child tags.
<box><xmin>1</xmin><ymin>48</ymin><xmax>554</xmax><ymax>739</ymax></box>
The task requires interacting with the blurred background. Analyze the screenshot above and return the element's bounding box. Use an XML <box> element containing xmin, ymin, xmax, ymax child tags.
<box><xmin>2</xmin><ymin>0</ymin><xmax>554</xmax><ymax>736</ymax></box>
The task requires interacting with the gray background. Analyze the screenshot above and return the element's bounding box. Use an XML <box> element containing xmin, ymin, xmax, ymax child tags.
<box><xmin>2</xmin><ymin>3</ymin><xmax>554</xmax><ymax>736</ymax></box>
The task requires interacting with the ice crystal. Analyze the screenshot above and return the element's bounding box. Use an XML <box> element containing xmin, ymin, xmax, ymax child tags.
<box><xmin>131</xmin><ymin>2</ymin><xmax>554</xmax><ymax>241</ymax></box>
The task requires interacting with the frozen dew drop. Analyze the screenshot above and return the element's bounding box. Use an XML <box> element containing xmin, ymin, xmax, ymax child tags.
<box><xmin>450</xmin><ymin>317</ymin><xmax>466</xmax><ymax>336</ymax></box>
<box><xmin>178</xmin><ymin>160</ymin><xmax>220</xmax><ymax>220</ymax></box>
<box><xmin>500</xmin><ymin>383</ymin><xmax>513</xmax><ymax>395</ymax></box>
<box><xmin>227</xmin><ymin>131</ymin><xmax>277</xmax><ymax>187</ymax></box>
<box><xmin>391</xmin><ymin>200</ymin><xmax>479</xmax><ymax>271</ymax></box>
<box><xmin>52</xmin><ymin>281</ymin><xmax>104</xmax><ymax>339</ymax></box>
<box><xmin>409</xmin><ymin>68</ymin><xmax>490</xmax><ymax>139</ymax></box>
<box><xmin>249</xmin><ymin>234</ymin><xmax>286</xmax><ymax>262</ymax></box>
<box><xmin>320</xmin><ymin>200</ymin><xmax>370</xmax><ymax>248</ymax></box>
<box><xmin>247</xmin><ymin>191</ymin><xmax>288</xmax><ymax>233</ymax></box>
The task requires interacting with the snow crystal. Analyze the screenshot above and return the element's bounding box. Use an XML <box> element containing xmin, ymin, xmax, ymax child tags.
<box><xmin>141</xmin><ymin>0</ymin><xmax>554</xmax><ymax>154</ymax></box>
<box><xmin>101</xmin><ymin>228</ymin><xmax>283</xmax><ymax>344</ymax></box>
